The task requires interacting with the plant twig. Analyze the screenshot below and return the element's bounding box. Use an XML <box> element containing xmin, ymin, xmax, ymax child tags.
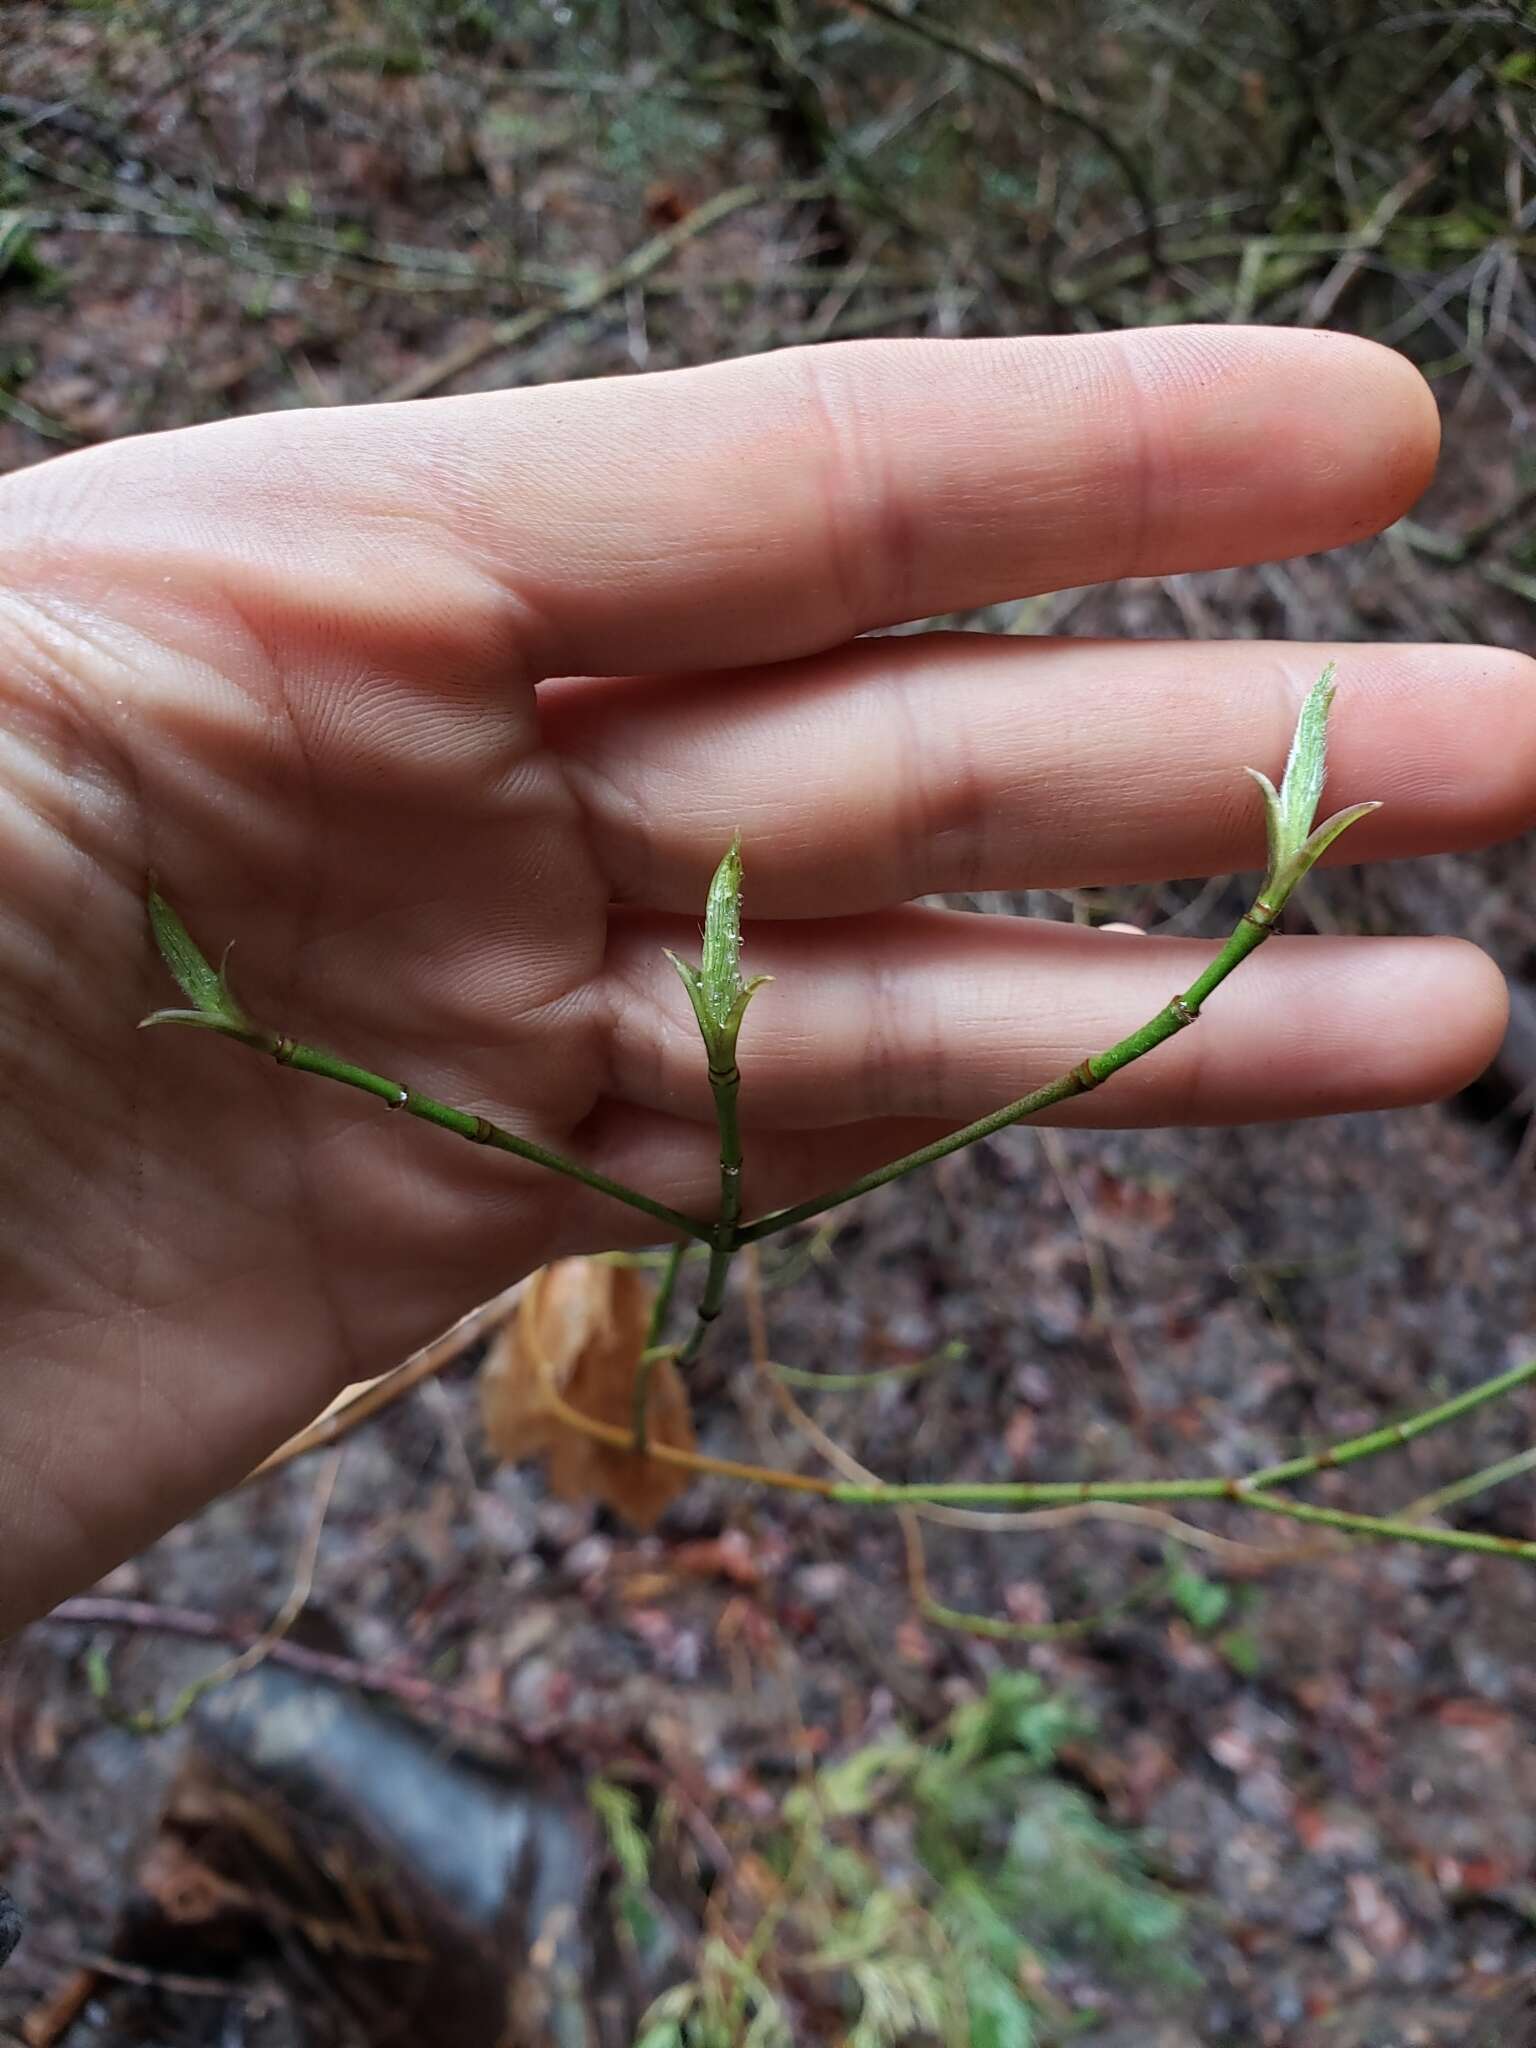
<box><xmin>1239</xmin><ymin>1353</ymin><xmax>1536</xmax><ymax>1492</ymax></box>
<box><xmin>0</xmin><ymin>382</ymin><xmax>81</xmax><ymax>444</ymax></box>
<box><xmin>1301</xmin><ymin>158</ymin><xmax>1434</xmax><ymax>324</ymax></box>
<box><xmin>140</xmin><ymin>890</ymin><xmax>711</xmax><ymax>1243</ymax></box>
<box><xmin>543</xmin><ymin>1377</ymin><xmax>836</xmax><ymax>1496</ymax></box>
<box><xmin>824</xmin><ymin>1352</ymin><xmax>1536</xmax><ymax>1561</ymax></box>
<box><xmin>850</xmin><ymin>0</ymin><xmax>1163</xmax><ymax>271</ymax></box>
<box><xmin>646</xmin><ymin>1243</ymin><xmax>686</xmax><ymax>1349</ymax></box>
<box><xmin>737</xmin><ymin>887</ymin><xmax>1283</xmax><ymax>1242</ymax></box>
<box><xmin>897</xmin><ymin>1512</ymin><xmax>1171</xmax><ymax>1644</ymax></box>
<box><xmin>140</xmin><ymin>673</ymin><xmax>1525</xmax><ymax>1577</ymax></box>
<box><xmin>379</xmin><ymin>180</ymin><xmax>826</xmax><ymax>402</ymax></box>
<box><xmin>632</xmin><ymin>1248</ymin><xmax>688</xmax><ymax>1446</ymax></box>
<box><xmin>45</xmin><ymin>1597</ymin><xmax>527</xmax><ymax>1736</ymax></box>
<box><xmin>769</xmin><ymin>1340</ymin><xmax>966</xmax><ymax>1393</ymax></box>
<box><xmin>679</xmin><ymin>1031</ymin><xmax>743</xmax><ymax>1370</ymax></box>
<box><xmin>26</xmin><ymin>1944</ymin><xmax>279</xmax><ymax>2008</ymax></box>
<box><xmin>1401</xmin><ymin>1442</ymin><xmax>1536</xmax><ymax>1524</ymax></box>
<box><xmin>740</xmin><ymin>1248</ymin><xmax>1271</xmax><ymax>1567</ymax></box>
<box><xmin>828</xmin><ymin>1476</ymin><xmax>1536</xmax><ymax>1563</ymax></box>
<box><xmin>667</xmin><ymin>837</ymin><xmax>764</xmax><ymax>1372</ymax></box>
<box><xmin>86</xmin><ymin>1452</ymin><xmax>341</xmax><ymax>1733</ymax></box>
<box><xmin>743</xmin><ymin>667</ymin><xmax>1374</xmax><ymax>1244</ymax></box>
<box><xmin>1231</xmin><ymin>1492</ymin><xmax>1536</xmax><ymax>1561</ymax></box>
<box><xmin>1396</xmin><ymin>480</ymin><xmax>1536</xmax><ymax>567</ymax></box>
<box><xmin>266</xmin><ymin>1037</ymin><xmax>707</xmax><ymax>1236</ymax></box>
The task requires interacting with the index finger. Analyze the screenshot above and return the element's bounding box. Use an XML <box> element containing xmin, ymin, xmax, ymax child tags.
<box><xmin>5</xmin><ymin>328</ymin><xmax>1439</xmax><ymax>682</ymax></box>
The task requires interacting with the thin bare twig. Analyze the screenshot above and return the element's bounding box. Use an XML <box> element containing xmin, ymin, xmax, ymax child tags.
<box><xmin>1302</xmin><ymin>158</ymin><xmax>1434</xmax><ymax>324</ymax></box>
<box><xmin>89</xmin><ymin>1453</ymin><xmax>341</xmax><ymax>1733</ymax></box>
<box><xmin>1396</xmin><ymin>480</ymin><xmax>1536</xmax><ymax>567</ymax></box>
<box><xmin>44</xmin><ymin>1598</ymin><xmax>523</xmax><ymax>1737</ymax></box>
<box><xmin>379</xmin><ymin>180</ymin><xmax>825</xmax><ymax>402</ymax></box>
<box><xmin>23</xmin><ymin>1942</ymin><xmax>281</xmax><ymax>2008</ymax></box>
<box><xmin>850</xmin><ymin>0</ymin><xmax>1162</xmax><ymax>271</ymax></box>
<box><xmin>1402</xmin><ymin>1442</ymin><xmax>1536</xmax><ymax>1523</ymax></box>
<box><xmin>740</xmin><ymin>1247</ymin><xmax>1272</xmax><ymax>1566</ymax></box>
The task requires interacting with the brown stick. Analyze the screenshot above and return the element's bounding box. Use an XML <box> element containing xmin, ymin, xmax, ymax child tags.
<box><xmin>42</xmin><ymin>1598</ymin><xmax>523</xmax><ymax>1737</ymax></box>
<box><xmin>379</xmin><ymin>181</ymin><xmax>824</xmax><ymax>403</ymax></box>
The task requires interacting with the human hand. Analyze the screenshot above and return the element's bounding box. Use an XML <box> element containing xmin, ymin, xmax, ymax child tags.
<box><xmin>0</xmin><ymin>327</ymin><xmax>1525</xmax><ymax>1632</ymax></box>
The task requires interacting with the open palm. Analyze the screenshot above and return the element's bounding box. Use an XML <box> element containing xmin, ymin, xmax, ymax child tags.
<box><xmin>0</xmin><ymin>326</ymin><xmax>1528</xmax><ymax>1632</ymax></box>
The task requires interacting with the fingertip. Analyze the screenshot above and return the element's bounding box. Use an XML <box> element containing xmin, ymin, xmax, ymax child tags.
<box><xmin>1377</xmin><ymin>936</ymin><xmax>1508</xmax><ymax>1103</ymax></box>
<box><xmin>1324</xmin><ymin>642</ymin><xmax>1536</xmax><ymax>860</ymax></box>
<box><xmin>1325</xmin><ymin>330</ymin><xmax>1441</xmax><ymax>526</ymax></box>
<box><xmin>1441</xmin><ymin>937</ymin><xmax>1510</xmax><ymax>1092</ymax></box>
<box><xmin>1212</xmin><ymin>933</ymin><xmax>1508</xmax><ymax>1122</ymax></box>
<box><xmin>1104</xmin><ymin>324</ymin><xmax>1444</xmax><ymax>571</ymax></box>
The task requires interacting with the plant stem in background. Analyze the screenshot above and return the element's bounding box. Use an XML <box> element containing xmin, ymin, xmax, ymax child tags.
<box><xmin>645</xmin><ymin>1242</ymin><xmax>686</xmax><ymax>1349</ymax></box>
<box><xmin>631</xmin><ymin>1241</ymin><xmax>687</xmax><ymax>1446</ymax></box>
<box><xmin>1241</xmin><ymin>1354</ymin><xmax>1536</xmax><ymax>1492</ymax></box>
<box><xmin>529</xmin><ymin>1334</ymin><xmax>1536</xmax><ymax>1568</ymax></box>
<box><xmin>852</xmin><ymin>0</ymin><xmax>1164</xmax><ymax>272</ymax></box>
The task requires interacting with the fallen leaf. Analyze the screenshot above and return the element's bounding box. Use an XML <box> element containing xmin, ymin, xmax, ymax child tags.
<box><xmin>481</xmin><ymin>1260</ymin><xmax>695</xmax><ymax>1529</ymax></box>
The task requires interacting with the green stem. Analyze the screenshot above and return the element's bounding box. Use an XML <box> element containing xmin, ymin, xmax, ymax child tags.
<box><xmin>831</xmin><ymin>1353</ymin><xmax>1536</xmax><ymax>1510</ymax></box>
<box><xmin>835</xmin><ymin>1478</ymin><xmax>1536</xmax><ymax>1565</ymax></box>
<box><xmin>836</xmin><ymin>1476</ymin><xmax>1239</xmax><ymax>1506</ymax></box>
<box><xmin>634</xmin><ymin>1060</ymin><xmax>742</xmax><ymax>1447</ymax></box>
<box><xmin>680</xmin><ymin>1057</ymin><xmax>744</xmax><ymax>1368</ymax></box>
<box><xmin>1241</xmin><ymin>1355</ymin><xmax>1536</xmax><ymax>1492</ymax></box>
<box><xmin>630</xmin><ymin>1243</ymin><xmax>689</xmax><ymax>1446</ymax></box>
<box><xmin>772</xmin><ymin>1340</ymin><xmax>967</xmax><ymax>1393</ymax></box>
<box><xmin>630</xmin><ymin>1343</ymin><xmax>677</xmax><ymax>1449</ymax></box>
<box><xmin>211</xmin><ymin>1023</ymin><xmax>714</xmax><ymax>1243</ymax></box>
<box><xmin>1234</xmin><ymin>1493</ymin><xmax>1536</xmax><ymax>1562</ymax></box>
<box><xmin>1403</xmin><ymin>1444</ymin><xmax>1536</xmax><ymax>1523</ymax></box>
<box><xmin>917</xmin><ymin>1570</ymin><xmax>1172</xmax><ymax>1644</ymax></box>
<box><xmin>737</xmin><ymin>905</ymin><xmax>1274</xmax><ymax>1245</ymax></box>
<box><xmin>646</xmin><ymin>1242</ymin><xmax>687</xmax><ymax>1349</ymax></box>
<box><xmin>630</xmin><ymin>1228</ymin><xmax>692</xmax><ymax>1441</ymax></box>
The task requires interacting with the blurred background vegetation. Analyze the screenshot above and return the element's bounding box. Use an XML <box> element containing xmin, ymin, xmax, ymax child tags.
<box><xmin>2</xmin><ymin>2</ymin><xmax>1533</xmax><ymax>481</ymax></box>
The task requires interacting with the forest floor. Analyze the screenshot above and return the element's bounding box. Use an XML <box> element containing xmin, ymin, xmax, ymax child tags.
<box><xmin>3</xmin><ymin>5</ymin><xmax>1536</xmax><ymax>2044</ymax></box>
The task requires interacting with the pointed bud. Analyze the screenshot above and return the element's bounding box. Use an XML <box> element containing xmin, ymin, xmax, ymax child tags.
<box><xmin>1243</xmin><ymin>666</ymin><xmax>1380</xmax><ymax>914</ymax></box>
<box><xmin>141</xmin><ymin>887</ymin><xmax>259</xmax><ymax>1039</ymax></box>
<box><xmin>667</xmin><ymin>835</ymin><xmax>769</xmax><ymax>1069</ymax></box>
<box><xmin>701</xmin><ymin>833</ymin><xmax>746</xmax><ymax>1040</ymax></box>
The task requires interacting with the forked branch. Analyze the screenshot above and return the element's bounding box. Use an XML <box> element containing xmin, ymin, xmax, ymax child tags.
<box><xmin>140</xmin><ymin>668</ymin><xmax>1530</xmax><ymax>1593</ymax></box>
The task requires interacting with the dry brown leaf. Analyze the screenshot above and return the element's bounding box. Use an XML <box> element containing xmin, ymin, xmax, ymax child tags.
<box><xmin>481</xmin><ymin>1259</ymin><xmax>695</xmax><ymax>1529</ymax></box>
